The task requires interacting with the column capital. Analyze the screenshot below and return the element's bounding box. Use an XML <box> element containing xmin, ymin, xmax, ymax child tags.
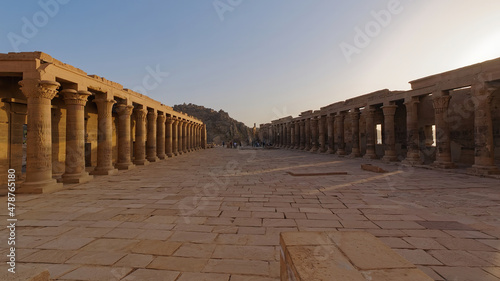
<box><xmin>432</xmin><ymin>95</ymin><xmax>451</xmax><ymax>113</ymax></box>
<box><xmin>349</xmin><ymin>108</ymin><xmax>360</xmax><ymax>118</ymax></box>
<box><xmin>93</xmin><ymin>98</ymin><xmax>116</xmax><ymax>117</ymax></box>
<box><xmin>19</xmin><ymin>79</ymin><xmax>60</xmax><ymax>100</ymax></box>
<box><xmin>404</xmin><ymin>96</ymin><xmax>420</xmax><ymax>105</ymax></box>
<box><xmin>135</xmin><ymin>108</ymin><xmax>148</xmax><ymax>121</ymax></box>
<box><xmin>472</xmin><ymin>82</ymin><xmax>497</xmax><ymax>99</ymax></box>
<box><xmin>381</xmin><ymin>104</ymin><xmax>397</xmax><ymax>116</ymax></box>
<box><xmin>157</xmin><ymin>113</ymin><xmax>166</xmax><ymax>123</ymax></box>
<box><xmin>62</xmin><ymin>89</ymin><xmax>91</xmax><ymax>106</ymax></box>
<box><xmin>116</xmin><ymin>103</ymin><xmax>134</xmax><ymax>116</ymax></box>
<box><xmin>147</xmin><ymin>108</ymin><xmax>157</xmax><ymax>119</ymax></box>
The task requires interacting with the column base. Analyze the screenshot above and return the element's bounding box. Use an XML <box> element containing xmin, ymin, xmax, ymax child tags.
<box><xmin>177</xmin><ymin>151</ymin><xmax>183</xmax><ymax>155</ymax></box>
<box><xmin>90</xmin><ymin>167</ymin><xmax>119</xmax><ymax>175</ymax></box>
<box><xmin>382</xmin><ymin>155</ymin><xmax>398</xmax><ymax>163</ymax></box>
<box><xmin>18</xmin><ymin>179</ymin><xmax>64</xmax><ymax>194</ymax></box>
<box><xmin>363</xmin><ymin>151</ymin><xmax>377</xmax><ymax>159</ymax></box>
<box><xmin>432</xmin><ymin>161</ymin><xmax>456</xmax><ymax>169</ymax></box>
<box><xmin>319</xmin><ymin>147</ymin><xmax>327</xmax><ymax>153</ymax></box>
<box><xmin>133</xmin><ymin>159</ymin><xmax>150</xmax><ymax>166</ymax></box>
<box><xmin>348</xmin><ymin>150</ymin><xmax>361</xmax><ymax>158</ymax></box>
<box><xmin>183</xmin><ymin>150</ymin><xmax>188</xmax><ymax>153</ymax></box>
<box><xmin>402</xmin><ymin>156</ymin><xmax>422</xmax><ymax>166</ymax></box>
<box><xmin>166</xmin><ymin>153</ymin><xmax>174</xmax><ymax>158</ymax></box>
<box><xmin>115</xmin><ymin>162</ymin><xmax>136</xmax><ymax>170</ymax></box>
<box><xmin>147</xmin><ymin>156</ymin><xmax>160</xmax><ymax>162</ymax></box>
<box><xmin>62</xmin><ymin>172</ymin><xmax>93</xmax><ymax>184</ymax></box>
<box><xmin>173</xmin><ymin>152</ymin><xmax>179</xmax><ymax>156</ymax></box>
<box><xmin>299</xmin><ymin>145</ymin><xmax>305</xmax><ymax>150</ymax></box>
<box><xmin>310</xmin><ymin>146</ymin><xmax>319</xmax><ymax>153</ymax></box>
<box><xmin>158</xmin><ymin>154</ymin><xmax>166</xmax><ymax>160</ymax></box>
<box><xmin>336</xmin><ymin>149</ymin><xmax>346</xmax><ymax>156</ymax></box>
<box><xmin>467</xmin><ymin>165</ymin><xmax>500</xmax><ymax>175</ymax></box>
<box><xmin>326</xmin><ymin>148</ymin><xmax>335</xmax><ymax>154</ymax></box>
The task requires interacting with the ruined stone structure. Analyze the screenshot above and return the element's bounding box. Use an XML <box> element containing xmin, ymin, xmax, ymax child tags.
<box><xmin>0</xmin><ymin>52</ymin><xmax>207</xmax><ymax>194</ymax></box>
<box><xmin>260</xmin><ymin>58</ymin><xmax>500</xmax><ymax>176</ymax></box>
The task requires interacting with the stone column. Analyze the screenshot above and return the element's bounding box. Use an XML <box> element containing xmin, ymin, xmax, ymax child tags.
<box><xmin>146</xmin><ymin>109</ymin><xmax>159</xmax><ymax>162</ymax></box>
<box><xmin>60</xmin><ymin>90</ymin><xmax>94</xmax><ymax>183</ymax></box>
<box><xmin>166</xmin><ymin>117</ymin><xmax>174</xmax><ymax>157</ymax></box>
<box><xmin>305</xmin><ymin>118</ymin><xmax>311</xmax><ymax>151</ymax></box>
<box><xmin>469</xmin><ymin>83</ymin><xmax>499</xmax><ymax>175</ymax></box>
<box><xmin>156</xmin><ymin>113</ymin><xmax>166</xmax><ymax>159</ymax></box>
<box><xmin>287</xmin><ymin>123</ymin><xmax>292</xmax><ymax>148</ymax></box>
<box><xmin>326</xmin><ymin>115</ymin><xmax>335</xmax><ymax>154</ymax></box>
<box><xmin>381</xmin><ymin>104</ymin><xmax>398</xmax><ymax>162</ymax></box>
<box><xmin>185</xmin><ymin>123</ymin><xmax>190</xmax><ymax>152</ymax></box>
<box><xmin>318</xmin><ymin>116</ymin><xmax>327</xmax><ymax>153</ymax></box>
<box><xmin>133</xmin><ymin>108</ymin><xmax>149</xmax><ymax>165</ymax></box>
<box><xmin>294</xmin><ymin>121</ymin><xmax>300</xmax><ymax>149</ymax></box>
<box><xmin>91</xmin><ymin>97</ymin><xmax>118</xmax><ymax>175</ymax></box>
<box><xmin>172</xmin><ymin>119</ymin><xmax>179</xmax><ymax>156</ymax></box>
<box><xmin>182</xmin><ymin>121</ymin><xmax>188</xmax><ymax>153</ymax></box>
<box><xmin>202</xmin><ymin>124</ymin><xmax>207</xmax><ymax>148</ymax></box>
<box><xmin>335</xmin><ymin>113</ymin><xmax>346</xmax><ymax>156</ymax></box>
<box><xmin>19</xmin><ymin>80</ymin><xmax>63</xmax><ymax>193</ymax></box>
<box><xmin>432</xmin><ymin>91</ymin><xmax>455</xmax><ymax>168</ymax></box>
<box><xmin>281</xmin><ymin>124</ymin><xmax>285</xmax><ymax>147</ymax></box>
<box><xmin>299</xmin><ymin>120</ymin><xmax>305</xmax><ymax>150</ymax></box>
<box><xmin>177</xmin><ymin>121</ymin><xmax>184</xmax><ymax>154</ymax></box>
<box><xmin>189</xmin><ymin>123</ymin><xmax>194</xmax><ymax>151</ymax></box>
<box><xmin>349</xmin><ymin>109</ymin><xmax>361</xmax><ymax>157</ymax></box>
<box><xmin>403</xmin><ymin>97</ymin><xmax>421</xmax><ymax>165</ymax></box>
<box><xmin>115</xmin><ymin>103</ymin><xmax>135</xmax><ymax>170</ymax></box>
<box><xmin>310</xmin><ymin>117</ymin><xmax>319</xmax><ymax>153</ymax></box>
<box><xmin>363</xmin><ymin>106</ymin><xmax>377</xmax><ymax>159</ymax></box>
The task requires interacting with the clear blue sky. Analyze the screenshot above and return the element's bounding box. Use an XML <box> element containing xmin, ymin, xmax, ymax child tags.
<box><xmin>2</xmin><ymin>0</ymin><xmax>500</xmax><ymax>127</ymax></box>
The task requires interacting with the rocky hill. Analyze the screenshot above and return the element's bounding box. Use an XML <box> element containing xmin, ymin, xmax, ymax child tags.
<box><xmin>173</xmin><ymin>103</ymin><xmax>256</xmax><ymax>145</ymax></box>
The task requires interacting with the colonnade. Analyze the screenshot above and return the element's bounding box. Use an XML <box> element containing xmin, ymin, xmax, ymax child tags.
<box><xmin>0</xmin><ymin>52</ymin><xmax>207</xmax><ymax>194</ymax></box>
<box><xmin>260</xmin><ymin>59</ymin><xmax>500</xmax><ymax>176</ymax></box>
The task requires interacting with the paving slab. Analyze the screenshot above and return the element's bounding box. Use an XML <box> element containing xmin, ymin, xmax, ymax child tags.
<box><xmin>4</xmin><ymin>148</ymin><xmax>500</xmax><ymax>280</ymax></box>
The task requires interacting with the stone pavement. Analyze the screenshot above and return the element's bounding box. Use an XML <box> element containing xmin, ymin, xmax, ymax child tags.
<box><xmin>1</xmin><ymin>147</ymin><xmax>500</xmax><ymax>280</ymax></box>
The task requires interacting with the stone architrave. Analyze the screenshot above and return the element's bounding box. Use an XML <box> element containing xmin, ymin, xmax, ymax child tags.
<box><xmin>156</xmin><ymin>113</ymin><xmax>166</xmax><ymax>160</ymax></box>
<box><xmin>403</xmin><ymin>97</ymin><xmax>422</xmax><ymax>165</ymax></box>
<box><xmin>133</xmin><ymin>108</ymin><xmax>150</xmax><ymax>165</ymax></box>
<box><xmin>61</xmin><ymin>89</ymin><xmax>94</xmax><ymax>183</ymax></box>
<box><xmin>349</xmin><ymin>109</ymin><xmax>361</xmax><ymax>157</ymax></box>
<box><xmin>166</xmin><ymin>117</ymin><xmax>174</xmax><ymax>157</ymax></box>
<box><xmin>335</xmin><ymin>112</ymin><xmax>346</xmax><ymax>156</ymax></box>
<box><xmin>363</xmin><ymin>106</ymin><xmax>377</xmax><ymax>159</ymax></box>
<box><xmin>19</xmin><ymin>79</ymin><xmax>64</xmax><ymax>193</ymax></box>
<box><xmin>468</xmin><ymin>82</ymin><xmax>500</xmax><ymax>175</ymax></box>
<box><xmin>115</xmin><ymin>103</ymin><xmax>135</xmax><ymax>170</ymax></box>
<box><xmin>432</xmin><ymin>91</ymin><xmax>455</xmax><ymax>168</ymax></box>
<box><xmin>381</xmin><ymin>104</ymin><xmax>398</xmax><ymax>162</ymax></box>
<box><xmin>90</xmin><ymin>97</ymin><xmax>118</xmax><ymax>175</ymax></box>
<box><xmin>326</xmin><ymin>115</ymin><xmax>335</xmax><ymax>154</ymax></box>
